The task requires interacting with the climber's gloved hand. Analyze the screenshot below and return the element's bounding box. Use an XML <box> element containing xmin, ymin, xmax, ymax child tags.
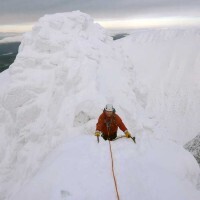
<box><xmin>95</xmin><ymin>131</ymin><xmax>101</xmax><ymax>137</ymax></box>
<box><xmin>124</xmin><ymin>130</ymin><xmax>131</xmax><ymax>138</ymax></box>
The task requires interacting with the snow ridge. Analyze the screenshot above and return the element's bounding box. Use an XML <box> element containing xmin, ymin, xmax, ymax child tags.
<box><xmin>0</xmin><ymin>11</ymin><xmax>200</xmax><ymax>200</ymax></box>
<box><xmin>0</xmin><ymin>11</ymin><xmax>143</xmax><ymax>199</ymax></box>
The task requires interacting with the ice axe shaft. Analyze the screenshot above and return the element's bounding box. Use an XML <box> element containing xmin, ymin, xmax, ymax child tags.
<box><xmin>112</xmin><ymin>135</ymin><xmax>136</xmax><ymax>143</ymax></box>
<box><xmin>97</xmin><ymin>136</ymin><xmax>99</xmax><ymax>143</ymax></box>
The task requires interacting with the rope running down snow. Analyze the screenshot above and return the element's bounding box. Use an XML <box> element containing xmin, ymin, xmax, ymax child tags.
<box><xmin>108</xmin><ymin>140</ymin><xmax>120</xmax><ymax>200</ymax></box>
<box><xmin>106</xmin><ymin>118</ymin><xmax>120</xmax><ymax>200</ymax></box>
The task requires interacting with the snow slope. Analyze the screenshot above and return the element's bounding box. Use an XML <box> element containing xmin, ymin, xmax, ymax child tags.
<box><xmin>0</xmin><ymin>11</ymin><xmax>200</xmax><ymax>200</ymax></box>
<box><xmin>12</xmin><ymin>135</ymin><xmax>200</xmax><ymax>200</ymax></box>
<box><xmin>116</xmin><ymin>28</ymin><xmax>200</xmax><ymax>145</ymax></box>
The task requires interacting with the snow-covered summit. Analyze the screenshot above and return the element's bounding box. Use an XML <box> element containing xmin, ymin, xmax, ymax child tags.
<box><xmin>0</xmin><ymin>11</ymin><xmax>200</xmax><ymax>200</ymax></box>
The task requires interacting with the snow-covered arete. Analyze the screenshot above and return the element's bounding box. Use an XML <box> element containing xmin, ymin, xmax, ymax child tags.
<box><xmin>0</xmin><ymin>11</ymin><xmax>200</xmax><ymax>200</ymax></box>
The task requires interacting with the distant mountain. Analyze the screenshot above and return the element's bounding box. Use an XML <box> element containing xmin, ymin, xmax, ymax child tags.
<box><xmin>112</xmin><ymin>33</ymin><xmax>129</xmax><ymax>40</ymax></box>
<box><xmin>0</xmin><ymin>42</ymin><xmax>21</xmax><ymax>73</ymax></box>
<box><xmin>0</xmin><ymin>35</ymin><xmax>22</xmax><ymax>43</ymax></box>
<box><xmin>0</xmin><ymin>32</ymin><xmax>22</xmax><ymax>40</ymax></box>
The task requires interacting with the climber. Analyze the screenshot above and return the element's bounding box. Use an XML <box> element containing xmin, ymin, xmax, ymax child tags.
<box><xmin>95</xmin><ymin>104</ymin><xmax>134</xmax><ymax>141</ymax></box>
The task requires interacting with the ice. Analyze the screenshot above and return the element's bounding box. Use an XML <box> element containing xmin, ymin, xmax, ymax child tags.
<box><xmin>0</xmin><ymin>11</ymin><xmax>200</xmax><ymax>200</ymax></box>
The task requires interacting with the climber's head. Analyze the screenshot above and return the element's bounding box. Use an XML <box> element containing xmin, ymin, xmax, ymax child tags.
<box><xmin>104</xmin><ymin>104</ymin><xmax>115</xmax><ymax>117</ymax></box>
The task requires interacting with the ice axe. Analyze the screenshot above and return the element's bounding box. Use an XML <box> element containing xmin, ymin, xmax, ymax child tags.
<box><xmin>131</xmin><ymin>136</ymin><xmax>136</xmax><ymax>143</ymax></box>
<box><xmin>112</xmin><ymin>135</ymin><xmax>136</xmax><ymax>143</ymax></box>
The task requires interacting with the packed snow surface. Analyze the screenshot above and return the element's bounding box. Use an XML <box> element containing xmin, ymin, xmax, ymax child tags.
<box><xmin>0</xmin><ymin>11</ymin><xmax>200</xmax><ymax>200</ymax></box>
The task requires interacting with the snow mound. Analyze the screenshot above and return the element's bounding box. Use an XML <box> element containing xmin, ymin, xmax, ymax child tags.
<box><xmin>12</xmin><ymin>135</ymin><xmax>200</xmax><ymax>200</ymax></box>
<box><xmin>0</xmin><ymin>11</ymin><xmax>200</xmax><ymax>199</ymax></box>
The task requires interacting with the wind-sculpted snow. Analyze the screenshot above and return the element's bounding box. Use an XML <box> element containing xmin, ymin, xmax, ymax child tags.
<box><xmin>0</xmin><ymin>11</ymin><xmax>140</xmax><ymax>199</ymax></box>
<box><xmin>0</xmin><ymin>11</ymin><xmax>200</xmax><ymax>199</ymax></box>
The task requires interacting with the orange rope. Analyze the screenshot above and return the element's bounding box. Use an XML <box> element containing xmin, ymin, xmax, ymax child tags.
<box><xmin>106</xmin><ymin>117</ymin><xmax>120</xmax><ymax>200</ymax></box>
<box><xmin>108</xmin><ymin>140</ymin><xmax>120</xmax><ymax>200</ymax></box>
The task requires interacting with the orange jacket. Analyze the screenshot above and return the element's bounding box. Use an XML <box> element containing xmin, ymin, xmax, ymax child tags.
<box><xmin>96</xmin><ymin>111</ymin><xmax>127</xmax><ymax>137</ymax></box>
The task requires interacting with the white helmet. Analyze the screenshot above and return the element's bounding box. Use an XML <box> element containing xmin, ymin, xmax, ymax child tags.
<box><xmin>105</xmin><ymin>104</ymin><xmax>114</xmax><ymax>112</ymax></box>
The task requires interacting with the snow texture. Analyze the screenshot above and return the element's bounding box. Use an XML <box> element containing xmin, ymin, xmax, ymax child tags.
<box><xmin>0</xmin><ymin>11</ymin><xmax>200</xmax><ymax>200</ymax></box>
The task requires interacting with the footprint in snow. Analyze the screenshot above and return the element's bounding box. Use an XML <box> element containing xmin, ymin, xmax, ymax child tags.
<box><xmin>60</xmin><ymin>190</ymin><xmax>71</xmax><ymax>199</ymax></box>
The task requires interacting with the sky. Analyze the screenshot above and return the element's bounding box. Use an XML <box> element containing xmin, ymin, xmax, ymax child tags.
<box><xmin>0</xmin><ymin>0</ymin><xmax>200</xmax><ymax>32</ymax></box>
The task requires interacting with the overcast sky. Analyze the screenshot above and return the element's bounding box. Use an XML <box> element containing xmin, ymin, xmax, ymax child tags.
<box><xmin>0</xmin><ymin>0</ymin><xmax>200</xmax><ymax>31</ymax></box>
<box><xmin>1</xmin><ymin>0</ymin><xmax>200</xmax><ymax>24</ymax></box>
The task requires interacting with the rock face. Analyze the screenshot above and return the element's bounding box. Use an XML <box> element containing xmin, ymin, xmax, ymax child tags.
<box><xmin>185</xmin><ymin>134</ymin><xmax>200</xmax><ymax>167</ymax></box>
